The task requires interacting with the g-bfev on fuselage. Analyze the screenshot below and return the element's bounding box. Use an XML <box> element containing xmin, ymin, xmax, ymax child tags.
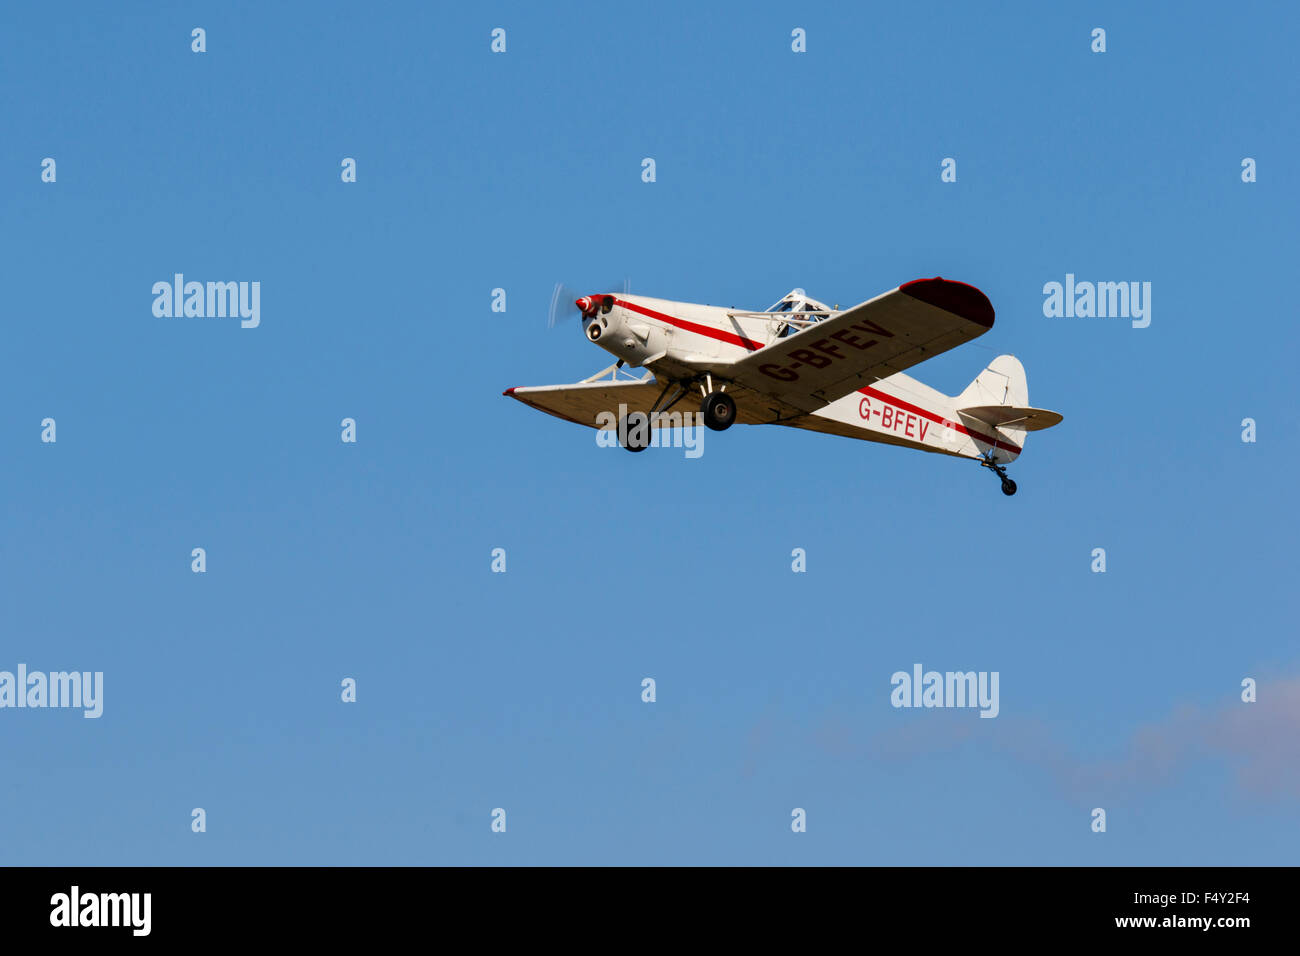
<box><xmin>505</xmin><ymin>278</ymin><xmax>1062</xmax><ymax>495</ymax></box>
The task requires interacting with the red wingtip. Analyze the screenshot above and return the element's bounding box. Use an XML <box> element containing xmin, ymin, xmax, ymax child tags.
<box><xmin>900</xmin><ymin>277</ymin><xmax>995</xmax><ymax>329</ymax></box>
<box><xmin>503</xmin><ymin>387</ymin><xmax>517</xmax><ymax>396</ymax></box>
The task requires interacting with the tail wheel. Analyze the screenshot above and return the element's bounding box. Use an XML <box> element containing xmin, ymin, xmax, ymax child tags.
<box><xmin>981</xmin><ymin>456</ymin><xmax>1017</xmax><ymax>497</ymax></box>
<box><xmin>701</xmin><ymin>392</ymin><xmax>736</xmax><ymax>431</ymax></box>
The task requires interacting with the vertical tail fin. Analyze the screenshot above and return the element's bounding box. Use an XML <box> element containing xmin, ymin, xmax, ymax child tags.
<box><xmin>956</xmin><ymin>355</ymin><xmax>1030</xmax><ymax>459</ymax></box>
<box><xmin>956</xmin><ymin>354</ymin><xmax>1028</xmax><ymax>409</ymax></box>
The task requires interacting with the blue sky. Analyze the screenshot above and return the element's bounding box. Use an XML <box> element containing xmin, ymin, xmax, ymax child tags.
<box><xmin>2</xmin><ymin>0</ymin><xmax>1297</xmax><ymax>864</ymax></box>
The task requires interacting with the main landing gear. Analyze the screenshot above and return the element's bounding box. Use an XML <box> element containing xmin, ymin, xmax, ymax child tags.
<box><xmin>699</xmin><ymin>375</ymin><xmax>736</xmax><ymax>432</ymax></box>
<box><xmin>614</xmin><ymin>376</ymin><xmax>736</xmax><ymax>452</ymax></box>
<box><xmin>980</xmin><ymin>456</ymin><xmax>1017</xmax><ymax>496</ymax></box>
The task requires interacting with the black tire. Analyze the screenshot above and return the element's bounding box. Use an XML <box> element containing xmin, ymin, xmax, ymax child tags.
<box><xmin>619</xmin><ymin>413</ymin><xmax>650</xmax><ymax>452</ymax></box>
<box><xmin>1001</xmin><ymin>478</ymin><xmax>1017</xmax><ymax>496</ymax></box>
<box><xmin>701</xmin><ymin>391</ymin><xmax>737</xmax><ymax>431</ymax></box>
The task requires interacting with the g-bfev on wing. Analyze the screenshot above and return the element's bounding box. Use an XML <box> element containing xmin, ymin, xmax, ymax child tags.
<box><xmin>505</xmin><ymin>279</ymin><xmax>1062</xmax><ymax>496</ymax></box>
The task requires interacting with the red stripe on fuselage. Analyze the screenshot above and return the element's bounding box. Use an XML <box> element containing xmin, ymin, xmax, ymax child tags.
<box><xmin>615</xmin><ymin>298</ymin><xmax>767</xmax><ymax>352</ymax></box>
<box><xmin>858</xmin><ymin>385</ymin><xmax>1021</xmax><ymax>454</ymax></box>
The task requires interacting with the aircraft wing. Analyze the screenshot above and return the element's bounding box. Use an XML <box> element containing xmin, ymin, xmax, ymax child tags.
<box><xmin>697</xmin><ymin>278</ymin><xmax>995</xmax><ymax>413</ymax></box>
<box><xmin>503</xmin><ymin>375</ymin><xmax>778</xmax><ymax>428</ymax></box>
<box><xmin>504</xmin><ymin>379</ymin><xmax>664</xmax><ymax>428</ymax></box>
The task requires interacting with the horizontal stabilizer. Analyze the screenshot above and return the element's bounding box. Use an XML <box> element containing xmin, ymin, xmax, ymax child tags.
<box><xmin>957</xmin><ymin>405</ymin><xmax>1063</xmax><ymax>431</ymax></box>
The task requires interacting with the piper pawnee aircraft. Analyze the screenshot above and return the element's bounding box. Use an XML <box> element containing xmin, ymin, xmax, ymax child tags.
<box><xmin>504</xmin><ymin>279</ymin><xmax>1062</xmax><ymax>495</ymax></box>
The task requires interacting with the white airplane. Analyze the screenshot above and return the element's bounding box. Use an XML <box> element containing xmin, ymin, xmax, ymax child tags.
<box><xmin>504</xmin><ymin>278</ymin><xmax>1062</xmax><ymax>495</ymax></box>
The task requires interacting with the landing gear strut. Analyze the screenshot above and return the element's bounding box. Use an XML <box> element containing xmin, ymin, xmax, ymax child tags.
<box><xmin>980</xmin><ymin>457</ymin><xmax>1017</xmax><ymax>496</ymax></box>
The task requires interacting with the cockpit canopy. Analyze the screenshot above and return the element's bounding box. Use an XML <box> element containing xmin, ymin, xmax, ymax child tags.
<box><xmin>765</xmin><ymin>288</ymin><xmax>833</xmax><ymax>316</ymax></box>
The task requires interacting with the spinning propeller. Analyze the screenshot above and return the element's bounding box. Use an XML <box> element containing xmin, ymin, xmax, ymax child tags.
<box><xmin>547</xmin><ymin>278</ymin><xmax>631</xmax><ymax>329</ymax></box>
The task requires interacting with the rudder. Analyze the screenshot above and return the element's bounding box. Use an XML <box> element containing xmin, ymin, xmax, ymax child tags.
<box><xmin>956</xmin><ymin>355</ymin><xmax>1030</xmax><ymax>460</ymax></box>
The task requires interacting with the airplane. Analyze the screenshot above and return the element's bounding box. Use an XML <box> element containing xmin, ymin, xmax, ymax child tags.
<box><xmin>503</xmin><ymin>278</ymin><xmax>1062</xmax><ymax>495</ymax></box>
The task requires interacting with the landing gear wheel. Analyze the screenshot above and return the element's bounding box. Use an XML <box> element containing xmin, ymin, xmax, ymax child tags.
<box><xmin>619</xmin><ymin>413</ymin><xmax>650</xmax><ymax>452</ymax></box>
<box><xmin>980</xmin><ymin>456</ymin><xmax>1017</xmax><ymax>497</ymax></box>
<box><xmin>701</xmin><ymin>391</ymin><xmax>736</xmax><ymax>431</ymax></box>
